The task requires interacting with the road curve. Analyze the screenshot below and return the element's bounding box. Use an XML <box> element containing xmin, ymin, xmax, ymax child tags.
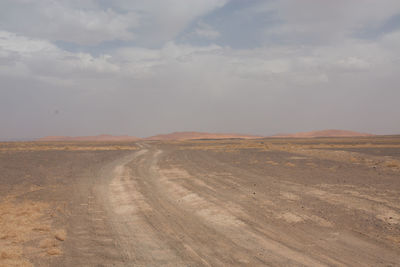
<box><xmin>98</xmin><ymin>143</ymin><xmax>400</xmax><ymax>266</ymax></box>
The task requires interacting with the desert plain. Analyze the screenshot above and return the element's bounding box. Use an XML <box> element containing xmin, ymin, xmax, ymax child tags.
<box><xmin>1</xmin><ymin>136</ymin><xmax>400</xmax><ymax>266</ymax></box>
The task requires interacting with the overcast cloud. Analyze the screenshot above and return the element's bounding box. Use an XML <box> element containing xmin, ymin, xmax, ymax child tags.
<box><xmin>1</xmin><ymin>0</ymin><xmax>400</xmax><ymax>139</ymax></box>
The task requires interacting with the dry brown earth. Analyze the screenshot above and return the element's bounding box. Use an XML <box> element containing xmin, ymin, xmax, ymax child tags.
<box><xmin>1</xmin><ymin>137</ymin><xmax>399</xmax><ymax>266</ymax></box>
<box><xmin>145</xmin><ymin>131</ymin><xmax>262</xmax><ymax>140</ymax></box>
<box><xmin>272</xmin><ymin>129</ymin><xmax>373</xmax><ymax>138</ymax></box>
<box><xmin>38</xmin><ymin>135</ymin><xmax>140</xmax><ymax>142</ymax></box>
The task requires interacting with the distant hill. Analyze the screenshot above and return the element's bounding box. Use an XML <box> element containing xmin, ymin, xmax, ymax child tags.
<box><xmin>271</xmin><ymin>129</ymin><xmax>374</xmax><ymax>138</ymax></box>
<box><xmin>145</xmin><ymin>131</ymin><xmax>262</xmax><ymax>141</ymax></box>
<box><xmin>38</xmin><ymin>134</ymin><xmax>140</xmax><ymax>142</ymax></box>
<box><xmin>37</xmin><ymin>129</ymin><xmax>375</xmax><ymax>142</ymax></box>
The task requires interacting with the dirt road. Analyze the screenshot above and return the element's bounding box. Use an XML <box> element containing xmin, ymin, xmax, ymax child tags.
<box><xmin>99</xmin><ymin>142</ymin><xmax>400</xmax><ymax>266</ymax></box>
<box><xmin>1</xmin><ymin>139</ymin><xmax>400</xmax><ymax>266</ymax></box>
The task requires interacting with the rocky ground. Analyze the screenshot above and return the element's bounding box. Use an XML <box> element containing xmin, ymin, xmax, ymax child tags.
<box><xmin>0</xmin><ymin>137</ymin><xmax>399</xmax><ymax>266</ymax></box>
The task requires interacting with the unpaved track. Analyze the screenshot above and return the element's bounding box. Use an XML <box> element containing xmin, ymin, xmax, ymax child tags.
<box><xmin>91</xmin><ymin>143</ymin><xmax>400</xmax><ymax>266</ymax></box>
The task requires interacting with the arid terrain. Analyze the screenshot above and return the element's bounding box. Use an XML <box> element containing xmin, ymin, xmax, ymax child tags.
<box><xmin>271</xmin><ymin>129</ymin><xmax>374</xmax><ymax>138</ymax></box>
<box><xmin>1</xmin><ymin>136</ymin><xmax>400</xmax><ymax>266</ymax></box>
<box><xmin>145</xmin><ymin>131</ymin><xmax>262</xmax><ymax>140</ymax></box>
<box><xmin>37</xmin><ymin>135</ymin><xmax>141</xmax><ymax>142</ymax></box>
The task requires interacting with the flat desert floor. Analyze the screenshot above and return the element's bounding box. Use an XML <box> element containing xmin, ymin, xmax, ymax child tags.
<box><xmin>1</xmin><ymin>137</ymin><xmax>400</xmax><ymax>266</ymax></box>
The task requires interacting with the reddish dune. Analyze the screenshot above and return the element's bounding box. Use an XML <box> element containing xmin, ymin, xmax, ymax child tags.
<box><xmin>271</xmin><ymin>129</ymin><xmax>374</xmax><ymax>138</ymax></box>
<box><xmin>38</xmin><ymin>129</ymin><xmax>373</xmax><ymax>142</ymax></box>
<box><xmin>38</xmin><ymin>134</ymin><xmax>140</xmax><ymax>142</ymax></box>
<box><xmin>145</xmin><ymin>131</ymin><xmax>262</xmax><ymax>141</ymax></box>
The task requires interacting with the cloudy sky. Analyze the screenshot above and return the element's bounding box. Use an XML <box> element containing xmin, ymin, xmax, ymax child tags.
<box><xmin>1</xmin><ymin>0</ymin><xmax>400</xmax><ymax>139</ymax></box>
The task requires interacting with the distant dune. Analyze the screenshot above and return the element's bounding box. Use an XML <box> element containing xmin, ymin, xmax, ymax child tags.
<box><xmin>37</xmin><ymin>129</ymin><xmax>375</xmax><ymax>142</ymax></box>
<box><xmin>38</xmin><ymin>134</ymin><xmax>140</xmax><ymax>142</ymax></box>
<box><xmin>145</xmin><ymin>131</ymin><xmax>262</xmax><ymax>141</ymax></box>
<box><xmin>271</xmin><ymin>129</ymin><xmax>374</xmax><ymax>138</ymax></box>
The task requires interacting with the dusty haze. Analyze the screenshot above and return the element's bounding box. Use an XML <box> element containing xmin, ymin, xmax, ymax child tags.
<box><xmin>1</xmin><ymin>1</ymin><xmax>400</xmax><ymax>139</ymax></box>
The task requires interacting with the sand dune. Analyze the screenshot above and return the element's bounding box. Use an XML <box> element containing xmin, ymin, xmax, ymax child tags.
<box><xmin>145</xmin><ymin>131</ymin><xmax>262</xmax><ymax>141</ymax></box>
<box><xmin>37</xmin><ymin>129</ymin><xmax>375</xmax><ymax>142</ymax></box>
<box><xmin>272</xmin><ymin>129</ymin><xmax>373</xmax><ymax>138</ymax></box>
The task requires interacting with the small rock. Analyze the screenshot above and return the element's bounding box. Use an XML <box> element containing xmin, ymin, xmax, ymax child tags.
<box><xmin>54</xmin><ymin>230</ymin><xmax>66</xmax><ymax>241</ymax></box>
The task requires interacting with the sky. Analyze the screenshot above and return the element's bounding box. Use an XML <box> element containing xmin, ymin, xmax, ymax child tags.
<box><xmin>1</xmin><ymin>0</ymin><xmax>400</xmax><ymax>139</ymax></box>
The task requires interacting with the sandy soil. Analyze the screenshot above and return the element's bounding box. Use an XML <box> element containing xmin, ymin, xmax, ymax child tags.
<box><xmin>1</xmin><ymin>137</ymin><xmax>400</xmax><ymax>266</ymax></box>
<box><xmin>271</xmin><ymin>129</ymin><xmax>373</xmax><ymax>138</ymax></box>
<box><xmin>145</xmin><ymin>131</ymin><xmax>261</xmax><ymax>141</ymax></box>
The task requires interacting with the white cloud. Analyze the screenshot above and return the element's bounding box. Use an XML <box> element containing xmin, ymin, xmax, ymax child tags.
<box><xmin>0</xmin><ymin>0</ymin><xmax>228</xmax><ymax>45</ymax></box>
<box><xmin>1</xmin><ymin>0</ymin><xmax>400</xmax><ymax>137</ymax></box>
<box><xmin>39</xmin><ymin>5</ymin><xmax>138</xmax><ymax>45</ymax></box>
<box><xmin>335</xmin><ymin>57</ymin><xmax>371</xmax><ymax>71</ymax></box>
<box><xmin>0</xmin><ymin>31</ymin><xmax>119</xmax><ymax>83</ymax></box>
<box><xmin>259</xmin><ymin>0</ymin><xmax>400</xmax><ymax>44</ymax></box>
<box><xmin>0</xmin><ymin>31</ymin><xmax>56</xmax><ymax>54</ymax></box>
<box><xmin>193</xmin><ymin>21</ymin><xmax>220</xmax><ymax>39</ymax></box>
<box><xmin>0</xmin><ymin>1</ymin><xmax>140</xmax><ymax>45</ymax></box>
<box><xmin>1</xmin><ymin>29</ymin><xmax>396</xmax><ymax>91</ymax></box>
<box><xmin>114</xmin><ymin>0</ymin><xmax>229</xmax><ymax>45</ymax></box>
